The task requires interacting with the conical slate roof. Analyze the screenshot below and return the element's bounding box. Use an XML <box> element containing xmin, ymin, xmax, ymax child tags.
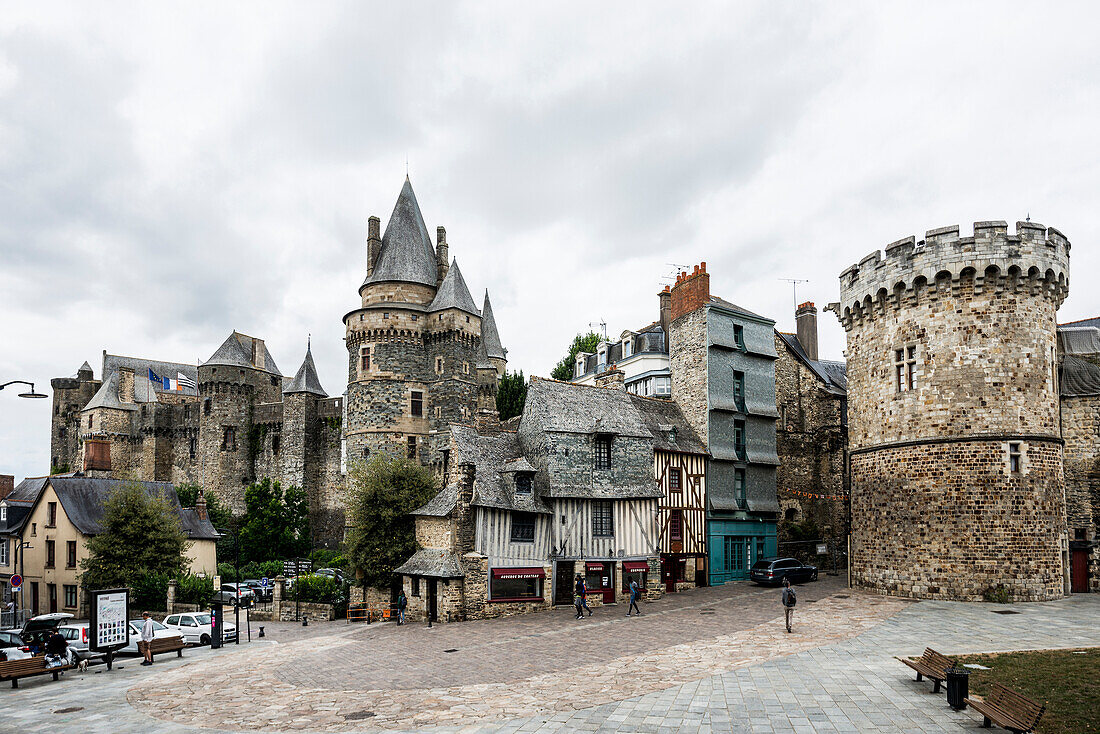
<box><xmin>84</xmin><ymin>371</ymin><xmax>137</xmax><ymax>412</ymax></box>
<box><xmin>428</xmin><ymin>258</ymin><xmax>479</xmax><ymax>315</ymax></box>
<box><xmin>204</xmin><ymin>332</ymin><xmax>282</xmax><ymax>375</ymax></box>
<box><xmin>364</xmin><ymin>178</ymin><xmax>439</xmax><ymax>288</ymax></box>
<box><xmin>481</xmin><ymin>290</ymin><xmax>506</xmax><ymax>360</ymax></box>
<box><xmin>475</xmin><ymin>331</ymin><xmax>493</xmax><ymax>370</ymax></box>
<box><xmin>78</xmin><ymin>361</ymin><xmax>93</xmax><ymax>374</ymax></box>
<box><xmin>284</xmin><ymin>345</ymin><xmax>327</xmax><ymax>396</ymax></box>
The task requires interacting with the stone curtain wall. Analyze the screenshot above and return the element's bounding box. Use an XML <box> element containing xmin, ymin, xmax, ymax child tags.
<box><xmin>834</xmin><ymin>221</ymin><xmax>1070</xmax><ymax>601</ymax></box>
<box><xmin>851</xmin><ymin>440</ymin><xmax>1066</xmax><ymax>600</ymax></box>
<box><xmin>669</xmin><ymin>307</ymin><xmax>709</xmax><ymax>445</ymax></box>
<box><xmin>1061</xmin><ymin>393</ymin><xmax>1100</xmax><ymax>591</ymax></box>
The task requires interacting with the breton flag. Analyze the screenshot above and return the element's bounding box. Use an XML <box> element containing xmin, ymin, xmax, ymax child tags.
<box><xmin>148</xmin><ymin>368</ymin><xmax>195</xmax><ymax>392</ymax></box>
<box><xmin>177</xmin><ymin>372</ymin><xmax>197</xmax><ymax>391</ymax></box>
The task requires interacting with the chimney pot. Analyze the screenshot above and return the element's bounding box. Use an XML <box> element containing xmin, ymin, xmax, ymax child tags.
<box><xmin>795</xmin><ymin>301</ymin><xmax>819</xmax><ymax>361</ymax></box>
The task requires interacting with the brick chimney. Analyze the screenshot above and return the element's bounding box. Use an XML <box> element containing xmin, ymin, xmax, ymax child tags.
<box><xmin>476</xmin><ymin>408</ymin><xmax>502</xmax><ymax>435</ymax></box>
<box><xmin>118</xmin><ymin>367</ymin><xmax>136</xmax><ymax>403</ymax></box>
<box><xmin>453</xmin><ymin>462</ymin><xmax>476</xmax><ymax>554</ymax></box>
<box><xmin>658</xmin><ymin>286</ymin><xmax>671</xmax><ymax>344</ymax></box>
<box><xmin>795</xmin><ymin>301</ymin><xmax>819</xmax><ymax>361</ymax></box>
<box><xmin>670</xmin><ymin>262</ymin><xmax>710</xmax><ymax>321</ymax></box>
<box><xmin>195</xmin><ymin>488</ymin><xmax>208</xmax><ymax>522</ymax></box>
<box><xmin>436</xmin><ymin>226</ymin><xmax>449</xmax><ymax>286</ymax></box>
<box><xmin>0</xmin><ymin>475</ymin><xmax>13</xmax><ymax>501</ymax></box>
<box><xmin>595</xmin><ymin>364</ymin><xmax>625</xmax><ymax>391</ymax></box>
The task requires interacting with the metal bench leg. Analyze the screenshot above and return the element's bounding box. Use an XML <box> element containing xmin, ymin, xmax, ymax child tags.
<box><xmin>52</xmin><ymin>671</ymin><xmax>59</xmax><ymax>681</ymax></box>
<box><xmin>177</xmin><ymin>649</ymin><xmax>183</xmax><ymax>658</ymax></box>
<box><xmin>11</xmin><ymin>679</ymin><xmax>17</xmax><ymax>689</ymax></box>
<box><xmin>915</xmin><ymin>672</ymin><xmax>922</xmax><ymax>681</ymax></box>
<box><xmin>982</xmin><ymin>716</ymin><xmax>991</xmax><ymax>728</ymax></box>
<box><xmin>932</xmin><ymin>680</ymin><xmax>941</xmax><ymax>694</ymax></box>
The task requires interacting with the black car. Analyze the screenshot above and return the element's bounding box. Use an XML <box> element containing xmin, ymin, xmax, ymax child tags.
<box><xmin>750</xmin><ymin>557</ymin><xmax>818</xmax><ymax>586</ymax></box>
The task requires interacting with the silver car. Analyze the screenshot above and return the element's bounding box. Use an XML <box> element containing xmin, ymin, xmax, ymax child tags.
<box><xmin>162</xmin><ymin>612</ymin><xmax>237</xmax><ymax>645</ymax></box>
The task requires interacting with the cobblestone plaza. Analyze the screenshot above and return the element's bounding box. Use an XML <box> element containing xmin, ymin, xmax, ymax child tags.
<box><xmin>7</xmin><ymin>578</ymin><xmax>1099</xmax><ymax>733</ymax></box>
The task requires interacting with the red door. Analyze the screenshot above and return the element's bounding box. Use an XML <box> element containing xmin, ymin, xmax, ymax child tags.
<box><xmin>662</xmin><ymin>556</ymin><xmax>676</xmax><ymax>593</ymax></box>
<box><xmin>1071</xmin><ymin>549</ymin><xmax>1089</xmax><ymax>593</ymax></box>
<box><xmin>585</xmin><ymin>562</ymin><xmax>614</xmax><ymax>603</ymax></box>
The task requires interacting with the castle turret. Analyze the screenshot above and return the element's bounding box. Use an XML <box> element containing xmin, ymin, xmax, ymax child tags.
<box><xmin>828</xmin><ymin>220</ymin><xmax>1070</xmax><ymax>601</ymax></box>
<box><xmin>481</xmin><ymin>290</ymin><xmax>507</xmax><ymax>377</ymax></box>
<box><xmin>51</xmin><ymin>361</ymin><xmax>100</xmax><ymax>472</ymax></box>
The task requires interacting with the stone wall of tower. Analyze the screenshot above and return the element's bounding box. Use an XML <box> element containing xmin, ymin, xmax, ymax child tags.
<box><xmin>196</xmin><ymin>365</ymin><xmax>263</xmax><ymax>513</ymax></box>
<box><xmin>832</xmin><ymin>221</ymin><xmax>1070</xmax><ymax>601</ymax></box>
<box><xmin>1061</xmin><ymin>391</ymin><xmax>1100</xmax><ymax>591</ymax></box>
<box><xmin>50</xmin><ymin>372</ymin><xmax>99</xmax><ymax>473</ymax></box>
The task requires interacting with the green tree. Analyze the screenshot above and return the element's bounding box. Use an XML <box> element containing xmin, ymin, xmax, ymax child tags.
<box><xmin>80</xmin><ymin>481</ymin><xmax>190</xmax><ymax>593</ymax></box>
<box><xmin>345</xmin><ymin>455</ymin><xmax>440</xmax><ymax>589</ymax></box>
<box><xmin>238</xmin><ymin>478</ymin><xmax>310</xmax><ymax>563</ymax></box>
<box><xmin>174</xmin><ymin>482</ymin><xmax>233</xmax><ymax>530</ymax></box>
<box><xmin>496</xmin><ymin>369</ymin><xmax>528</xmax><ymax>420</ymax></box>
<box><xmin>550</xmin><ymin>331</ymin><xmax>601</xmax><ymax>381</ymax></box>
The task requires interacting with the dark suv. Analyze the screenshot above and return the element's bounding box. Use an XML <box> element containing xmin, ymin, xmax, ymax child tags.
<box><xmin>750</xmin><ymin>557</ymin><xmax>818</xmax><ymax>586</ymax></box>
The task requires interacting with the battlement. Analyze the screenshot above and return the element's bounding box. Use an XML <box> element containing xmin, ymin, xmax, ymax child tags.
<box><xmin>833</xmin><ymin>220</ymin><xmax>1070</xmax><ymax>329</ymax></box>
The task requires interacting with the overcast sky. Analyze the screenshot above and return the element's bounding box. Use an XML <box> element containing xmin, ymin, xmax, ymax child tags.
<box><xmin>2</xmin><ymin>2</ymin><xmax>1098</xmax><ymax>482</ymax></box>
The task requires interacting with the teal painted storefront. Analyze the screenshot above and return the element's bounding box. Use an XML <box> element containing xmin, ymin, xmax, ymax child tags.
<box><xmin>707</xmin><ymin>517</ymin><xmax>777</xmax><ymax>584</ymax></box>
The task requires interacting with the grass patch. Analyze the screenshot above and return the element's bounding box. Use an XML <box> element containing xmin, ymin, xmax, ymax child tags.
<box><xmin>954</xmin><ymin>648</ymin><xmax>1100</xmax><ymax>734</ymax></box>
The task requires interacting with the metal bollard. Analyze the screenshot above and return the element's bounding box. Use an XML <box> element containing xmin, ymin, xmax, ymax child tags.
<box><xmin>258</xmin><ymin>626</ymin><xmax>265</xmax><ymax>638</ymax></box>
<box><xmin>302</xmin><ymin>617</ymin><xmax>308</xmax><ymax>627</ymax></box>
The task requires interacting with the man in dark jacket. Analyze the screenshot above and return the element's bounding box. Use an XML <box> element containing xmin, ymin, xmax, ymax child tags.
<box><xmin>45</xmin><ymin>629</ymin><xmax>73</xmax><ymax>667</ymax></box>
<box><xmin>573</xmin><ymin>575</ymin><xmax>586</xmax><ymax>619</ymax></box>
<box><xmin>781</xmin><ymin>578</ymin><xmax>796</xmax><ymax>632</ymax></box>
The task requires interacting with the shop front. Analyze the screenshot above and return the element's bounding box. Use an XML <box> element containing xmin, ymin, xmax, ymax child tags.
<box><xmin>707</xmin><ymin>517</ymin><xmax>777</xmax><ymax>585</ymax></box>
<box><xmin>621</xmin><ymin>560</ymin><xmax>649</xmax><ymax>597</ymax></box>
<box><xmin>489</xmin><ymin>567</ymin><xmax>545</xmax><ymax>602</ymax></box>
<box><xmin>584</xmin><ymin>561</ymin><xmax>615</xmax><ymax>603</ymax></box>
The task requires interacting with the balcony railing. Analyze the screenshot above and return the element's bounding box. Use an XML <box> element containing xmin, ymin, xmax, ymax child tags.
<box><xmin>734</xmin><ymin>442</ymin><xmax>746</xmax><ymax>461</ymax></box>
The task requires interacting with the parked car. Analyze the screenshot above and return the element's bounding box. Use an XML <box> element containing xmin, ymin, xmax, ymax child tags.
<box><xmin>241</xmin><ymin>579</ymin><xmax>271</xmax><ymax>602</ymax></box>
<box><xmin>0</xmin><ymin>629</ymin><xmax>32</xmax><ymax>660</ymax></box>
<box><xmin>215</xmin><ymin>583</ymin><xmax>255</xmax><ymax>607</ymax></box>
<box><xmin>17</xmin><ymin>612</ymin><xmax>74</xmax><ymax>653</ymax></box>
<box><xmin>57</xmin><ymin>620</ymin><xmax>183</xmax><ymax>658</ymax></box>
<box><xmin>749</xmin><ymin>557</ymin><xmax>819</xmax><ymax>586</ymax></box>
<box><xmin>315</xmin><ymin>568</ymin><xmax>347</xmax><ymax>585</ymax></box>
<box><xmin>161</xmin><ymin>612</ymin><xmax>237</xmax><ymax>646</ymax></box>
<box><xmin>56</xmin><ymin>623</ymin><xmax>95</xmax><ymax>661</ymax></box>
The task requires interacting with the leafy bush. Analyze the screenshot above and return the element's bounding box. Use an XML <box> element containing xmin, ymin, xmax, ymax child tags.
<box><xmin>131</xmin><ymin>572</ymin><xmax>172</xmax><ymax>611</ymax></box>
<box><xmin>983</xmin><ymin>585</ymin><xmax>1012</xmax><ymax>604</ymax></box>
<box><xmin>239</xmin><ymin>560</ymin><xmax>284</xmax><ymax>581</ymax></box>
<box><xmin>217</xmin><ymin>562</ymin><xmax>238</xmax><ymax>582</ymax></box>
<box><xmin>175</xmin><ymin>575</ymin><xmax>214</xmax><ymax>606</ymax></box>
<box><xmin>292</xmin><ymin>574</ymin><xmax>343</xmax><ymax>605</ymax></box>
<box><xmin>309</xmin><ymin>549</ymin><xmax>347</xmax><ymax>569</ymax></box>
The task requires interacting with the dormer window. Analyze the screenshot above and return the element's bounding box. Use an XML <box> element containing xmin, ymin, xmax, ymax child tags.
<box><xmin>515</xmin><ymin>474</ymin><xmax>533</xmax><ymax>494</ymax></box>
<box><xmin>621</xmin><ymin>339</ymin><xmax>632</xmax><ymax>359</ymax></box>
<box><xmin>594</xmin><ymin>434</ymin><xmax>612</xmax><ymax>470</ymax></box>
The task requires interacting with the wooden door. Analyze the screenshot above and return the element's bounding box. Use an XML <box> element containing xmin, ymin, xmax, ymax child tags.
<box><xmin>662</xmin><ymin>556</ymin><xmax>676</xmax><ymax>593</ymax></box>
<box><xmin>31</xmin><ymin>582</ymin><xmax>39</xmax><ymax>616</ymax></box>
<box><xmin>48</xmin><ymin>584</ymin><xmax>57</xmax><ymax>613</ymax></box>
<box><xmin>554</xmin><ymin>562</ymin><xmax>575</xmax><ymax>605</ymax></box>
<box><xmin>1071</xmin><ymin>549</ymin><xmax>1089</xmax><ymax>593</ymax></box>
<box><xmin>427</xmin><ymin>579</ymin><xmax>438</xmax><ymax>622</ymax></box>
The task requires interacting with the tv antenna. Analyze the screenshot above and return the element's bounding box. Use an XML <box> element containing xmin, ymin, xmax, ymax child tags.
<box><xmin>589</xmin><ymin>320</ymin><xmax>608</xmax><ymax>340</ymax></box>
<box><xmin>779</xmin><ymin>278</ymin><xmax>809</xmax><ymax>311</ymax></box>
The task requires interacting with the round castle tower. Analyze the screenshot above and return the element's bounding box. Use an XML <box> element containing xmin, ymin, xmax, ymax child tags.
<box><xmin>831</xmin><ymin>220</ymin><xmax>1070</xmax><ymax>601</ymax></box>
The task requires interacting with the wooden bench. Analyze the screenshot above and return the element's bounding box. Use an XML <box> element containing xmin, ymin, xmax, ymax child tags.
<box><xmin>965</xmin><ymin>682</ymin><xmax>1045</xmax><ymax>733</ymax></box>
<box><xmin>144</xmin><ymin>636</ymin><xmax>187</xmax><ymax>662</ymax></box>
<box><xmin>0</xmin><ymin>655</ymin><xmax>75</xmax><ymax>688</ymax></box>
<box><xmin>899</xmin><ymin>647</ymin><xmax>953</xmax><ymax>693</ymax></box>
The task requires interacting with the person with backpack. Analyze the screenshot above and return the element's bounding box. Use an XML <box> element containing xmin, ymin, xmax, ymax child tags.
<box><xmin>781</xmin><ymin>578</ymin><xmax>796</xmax><ymax>632</ymax></box>
<box><xmin>573</xmin><ymin>574</ymin><xmax>586</xmax><ymax>620</ymax></box>
<box><xmin>626</xmin><ymin>578</ymin><xmax>641</xmax><ymax>616</ymax></box>
<box><xmin>397</xmin><ymin>590</ymin><xmax>408</xmax><ymax>625</ymax></box>
<box><xmin>579</xmin><ymin>576</ymin><xmax>593</xmax><ymax>617</ymax></box>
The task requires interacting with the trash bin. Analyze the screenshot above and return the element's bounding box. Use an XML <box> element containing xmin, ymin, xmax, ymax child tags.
<box><xmin>946</xmin><ymin>668</ymin><xmax>969</xmax><ymax>710</ymax></box>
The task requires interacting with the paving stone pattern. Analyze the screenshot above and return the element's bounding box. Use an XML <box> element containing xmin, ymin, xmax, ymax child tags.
<box><xmin>5</xmin><ymin>579</ymin><xmax>1099</xmax><ymax>733</ymax></box>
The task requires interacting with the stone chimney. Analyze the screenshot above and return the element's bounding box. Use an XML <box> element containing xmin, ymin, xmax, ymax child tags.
<box><xmin>454</xmin><ymin>462</ymin><xmax>476</xmax><ymax>554</ymax></box>
<box><xmin>595</xmin><ymin>364</ymin><xmax>625</xmax><ymax>391</ymax></box>
<box><xmin>366</xmin><ymin>215</ymin><xmax>381</xmax><ymax>276</ymax></box>
<box><xmin>658</xmin><ymin>286</ymin><xmax>672</xmax><ymax>346</ymax></box>
<box><xmin>0</xmin><ymin>475</ymin><xmax>13</xmax><ymax>501</ymax></box>
<box><xmin>251</xmin><ymin>337</ymin><xmax>266</xmax><ymax>370</ymax></box>
<box><xmin>476</xmin><ymin>409</ymin><xmax>502</xmax><ymax>436</ymax></box>
<box><xmin>118</xmin><ymin>367</ymin><xmax>136</xmax><ymax>404</ymax></box>
<box><xmin>670</xmin><ymin>262</ymin><xmax>710</xmax><ymax>321</ymax></box>
<box><xmin>195</xmin><ymin>488</ymin><xmax>208</xmax><ymax>522</ymax></box>
<box><xmin>436</xmin><ymin>226</ymin><xmax>449</xmax><ymax>286</ymax></box>
<box><xmin>795</xmin><ymin>301</ymin><xmax>819</xmax><ymax>361</ymax></box>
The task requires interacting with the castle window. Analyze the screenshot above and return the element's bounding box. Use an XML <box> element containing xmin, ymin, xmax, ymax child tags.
<box><xmin>383</xmin><ymin>312</ymin><xmax>390</xmax><ymax>319</ymax></box>
<box><xmin>463</xmin><ymin>362</ymin><xmax>469</xmax><ymax>375</ymax></box>
<box><xmin>434</xmin><ymin>406</ymin><xmax>441</xmax><ymax>418</ymax></box>
<box><xmin>204</xmin><ymin>398</ymin><xmax>212</xmax><ymax>415</ymax></box>
<box><xmin>1008</xmin><ymin>442</ymin><xmax>1023</xmax><ymax>474</ymax></box>
<box><xmin>221</xmin><ymin>426</ymin><xmax>237</xmax><ymax>451</ymax></box>
<box><xmin>184</xmin><ymin>404</ymin><xmax>191</xmax><ymax>420</ymax></box>
<box><xmin>411</xmin><ymin>577</ymin><xmax>420</xmax><ymax>597</ymax></box>
<box><xmin>510</xmin><ymin>512</ymin><xmax>536</xmax><ymax>543</ymax></box>
<box><xmin>669</xmin><ymin>467</ymin><xmax>682</xmax><ymax>494</ymax></box>
<box><xmin>515</xmin><ymin>474</ymin><xmax>532</xmax><ymax>494</ymax></box>
<box><xmin>412</xmin><ymin>314</ymin><xmax>418</xmax><ymax>322</ymax></box>
<box><xmin>895</xmin><ymin>345</ymin><xmax>918</xmax><ymax>392</ymax></box>
<box><xmin>88</xmin><ymin>415</ymin><xmax>93</xmax><ymax>428</ymax></box>
<box><xmin>360</xmin><ymin>347</ymin><xmax>371</xmax><ymax>373</ymax></box>
<box><xmin>270</xmin><ymin>375</ymin><xmax>278</xmax><ymax>386</ymax></box>
<box><xmin>189</xmin><ymin>437</ymin><xmax>197</xmax><ymax>458</ymax></box>
<box><xmin>735</xmin><ymin>469</ymin><xmax>747</xmax><ymax>509</ymax></box>
<box><xmin>272</xmin><ymin>435</ymin><xmax>281</xmax><ymax>455</ymax></box>
<box><xmin>734</xmin><ymin>325</ymin><xmax>745</xmax><ymax>350</ymax></box>
<box><xmin>363</xmin><ymin>446</ymin><xmax>370</xmax><ymax>458</ymax></box>
<box><xmin>359</xmin><ymin>314</ymin><xmax>363</xmax><ymax>321</ymax></box>
<box><xmin>592</xmin><ymin>500</ymin><xmax>614</xmax><ymax>537</ymax></box>
<box><xmin>594</xmin><ymin>434</ymin><xmax>612</xmax><ymax>470</ymax></box>
<box><xmin>465</xmin><ymin>315</ymin><xmax>470</xmax><ymax>323</ymax></box>
<box><xmin>439</xmin><ymin>314</ymin><xmax>444</xmax><ymax>321</ymax></box>
<box><xmin>59</xmin><ymin>427</ymin><xmax>66</xmax><ymax>440</ymax></box>
<box><xmin>436</xmin><ymin>357</ymin><xmax>443</xmax><ymax>374</ymax></box>
<box><xmin>411</xmin><ymin>391</ymin><xmax>423</xmax><ymax>417</ymax></box>
<box><xmin>407</xmin><ymin>436</ymin><xmax>417</xmax><ymax>460</ymax></box>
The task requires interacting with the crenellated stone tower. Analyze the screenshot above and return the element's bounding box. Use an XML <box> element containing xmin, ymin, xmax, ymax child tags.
<box><xmin>343</xmin><ymin>178</ymin><xmax>507</xmax><ymax>468</ymax></box>
<box><xmin>829</xmin><ymin>220</ymin><xmax>1071</xmax><ymax>601</ymax></box>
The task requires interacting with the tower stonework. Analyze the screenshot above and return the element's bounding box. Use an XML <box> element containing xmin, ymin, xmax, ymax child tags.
<box><xmin>830</xmin><ymin>221</ymin><xmax>1071</xmax><ymax>601</ymax></box>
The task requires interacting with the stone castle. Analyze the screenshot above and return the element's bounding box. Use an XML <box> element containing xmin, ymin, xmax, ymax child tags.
<box><xmin>830</xmin><ymin>220</ymin><xmax>1071</xmax><ymax>601</ymax></box>
<box><xmin>48</xmin><ymin>178</ymin><xmax>506</xmax><ymax>544</ymax></box>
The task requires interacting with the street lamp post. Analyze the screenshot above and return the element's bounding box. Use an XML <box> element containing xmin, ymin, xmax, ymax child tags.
<box><xmin>17</xmin><ymin>542</ymin><xmax>32</xmax><ymax>621</ymax></box>
<box><xmin>215</xmin><ymin>525</ymin><xmax>242</xmax><ymax>645</ymax></box>
<box><xmin>0</xmin><ymin>381</ymin><xmax>48</xmax><ymax>399</ymax></box>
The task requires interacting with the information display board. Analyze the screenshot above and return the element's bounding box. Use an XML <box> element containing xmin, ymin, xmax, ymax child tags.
<box><xmin>89</xmin><ymin>588</ymin><xmax>130</xmax><ymax>652</ymax></box>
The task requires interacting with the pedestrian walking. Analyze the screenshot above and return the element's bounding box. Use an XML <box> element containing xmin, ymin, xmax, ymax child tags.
<box><xmin>574</xmin><ymin>574</ymin><xmax>586</xmax><ymax>619</ymax></box>
<box><xmin>626</xmin><ymin>578</ymin><xmax>641</xmax><ymax>616</ymax></box>
<box><xmin>397</xmin><ymin>590</ymin><xmax>407</xmax><ymax>625</ymax></box>
<box><xmin>781</xmin><ymin>578</ymin><xmax>796</xmax><ymax>633</ymax></box>
<box><xmin>579</xmin><ymin>576</ymin><xmax>593</xmax><ymax>616</ymax></box>
<box><xmin>140</xmin><ymin>611</ymin><xmax>156</xmax><ymax>665</ymax></box>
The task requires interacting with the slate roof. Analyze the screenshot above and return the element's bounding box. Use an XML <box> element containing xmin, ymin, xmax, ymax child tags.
<box><xmin>78</xmin><ymin>361</ymin><xmax>93</xmax><ymax>374</ymax></box>
<box><xmin>447</xmin><ymin>425</ymin><xmax>552</xmax><ymax>514</ymax></box>
<box><xmin>103</xmin><ymin>353</ymin><xmax>199</xmax><ymax>398</ymax></box>
<box><xmin>394</xmin><ymin>548</ymin><xmax>464</xmax><ymax>578</ymax></box>
<box><xmin>777</xmin><ymin>332</ymin><xmax>847</xmax><ymax>395</ymax></box>
<box><xmin>45</xmin><ymin>477</ymin><xmax>219</xmax><ymax>539</ymax></box>
<box><xmin>364</xmin><ymin>178</ymin><xmax>440</xmax><ymax>288</ymax></box>
<box><xmin>475</xmin><ymin>333</ymin><xmax>493</xmax><ymax>370</ymax></box>
<box><xmin>284</xmin><ymin>345</ymin><xmax>327</xmax><ymax>396</ymax></box>
<box><xmin>709</xmin><ymin>295</ymin><xmax>766</xmax><ymax>320</ymax></box>
<box><xmin>1058</xmin><ymin>326</ymin><xmax>1100</xmax><ymax>356</ymax></box>
<box><xmin>1062</xmin><ymin>355</ymin><xmax>1100</xmax><ymax>397</ymax></box>
<box><xmin>428</xmin><ymin>259</ymin><xmax>479</xmax><ymax>315</ymax></box>
<box><xmin>481</xmin><ymin>291</ymin><xmax>507</xmax><ymax>360</ymax></box>
<box><xmin>413</xmin><ymin>484</ymin><xmax>459</xmax><ymax>517</ymax></box>
<box><xmin>629</xmin><ymin>393</ymin><xmax>708</xmax><ymax>455</ymax></box>
<box><xmin>203</xmin><ymin>332</ymin><xmax>282</xmax><ymax>376</ymax></box>
<box><xmin>0</xmin><ymin>477</ymin><xmax>50</xmax><ymax>534</ymax></box>
<box><xmin>84</xmin><ymin>371</ymin><xmax>138</xmax><ymax>412</ymax></box>
<box><xmin>1061</xmin><ymin>316</ymin><xmax>1100</xmax><ymax>329</ymax></box>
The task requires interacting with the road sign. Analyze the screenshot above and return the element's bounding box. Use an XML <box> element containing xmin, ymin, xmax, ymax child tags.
<box><xmin>9</xmin><ymin>574</ymin><xmax>21</xmax><ymax>589</ymax></box>
<box><xmin>260</xmin><ymin>577</ymin><xmax>269</xmax><ymax>588</ymax></box>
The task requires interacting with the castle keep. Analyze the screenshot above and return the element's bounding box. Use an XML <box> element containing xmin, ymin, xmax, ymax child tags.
<box><xmin>830</xmin><ymin>220</ymin><xmax>1071</xmax><ymax>601</ymax></box>
<box><xmin>48</xmin><ymin>178</ymin><xmax>507</xmax><ymax>544</ymax></box>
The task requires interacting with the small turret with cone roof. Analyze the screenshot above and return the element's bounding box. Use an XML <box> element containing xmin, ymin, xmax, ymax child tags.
<box><xmin>481</xmin><ymin>290</ymin><xmax>507</xmax><ymax>377</ymax></box>
<box><xmin>285</xmin><ymin>339</ymin><xmax>327</xmax><ymax>397</ymax></box>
